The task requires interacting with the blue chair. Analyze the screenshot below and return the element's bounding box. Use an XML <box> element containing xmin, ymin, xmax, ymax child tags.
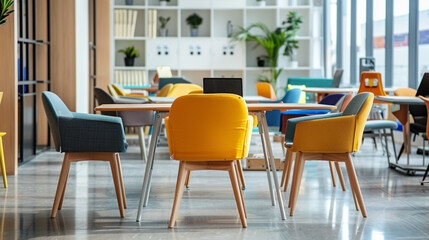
<box><xmin>280</xmin><ymin>88</ymin><xmax>301</xmax><ymax>104</ymax></box>
<box><xmin>42</xmin><ymin>91</ymin><xmax>128</xmax><ymax>218</ymax></box>
<box><xmin>262</xmin><ymin>88</ymin><xmax>302</xmax><ymax>128</ymax></box>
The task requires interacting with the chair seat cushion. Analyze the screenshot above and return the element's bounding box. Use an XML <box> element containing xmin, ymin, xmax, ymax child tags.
<box><xmin>364</xmin><ymin>120</ymin><xmax>398</xmax><ymax>131</ymax></box>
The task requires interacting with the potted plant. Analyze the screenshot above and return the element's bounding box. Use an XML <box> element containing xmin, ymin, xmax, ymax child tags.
<box><xmin>118</xmin><ymin>46</ymin><xmax>140</xmax><ymax>66</ymax></box>
<box><xmin>159</xmin><ymin>16</ymin><xmax>170</xmax><ymax>37</ymax></box>
<box><xmin>186</xmin><ymin>13</ymin><xmax>203</xmax><ymax>37</ymax></box>
<box><xmin>257</xmin><ymin>0</ymin><xmax>266</xmax><ymax>7</ymax></box>
<box><xmin>257</xmin><ymin>56</ymin><xmax>268</xmax><ymax>67</ymax></box>
<box><xmin>0</xmin><ymin>0</ymin><xmax>14</xmax><ymax>26</ymax></box>
<box><xmin>283</xmin><ymin>11</ymin><xmax>303</xmax><ymax>67</ymax></box>
<box><xmin>159</xmin><ymin>0</ymin><xmax>169</xmax><ymax>6</ymax></box>
<box><xmin>234</xmin><ymin>12</ymin><xmax>302</xmax><ymax>92</ymax></box>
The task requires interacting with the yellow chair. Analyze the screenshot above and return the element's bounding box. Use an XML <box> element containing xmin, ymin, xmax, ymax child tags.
<box><xmin>155</xmin><ymin>83</ymin><xmax>173</xmax><ymax>97</ymax></box>
<box><xmin>0</xmin><ymin>93</ymin><xmax>7</xmax><ymax>188</ymax></box>
<box><xmin>166</xmin><ymin>84</ymin><xmax>203</xmax><ymax>98</ymax></box>
<box><xmin>256</xmin><ymin>82</ymin><xmax>277</xmax><ymax>101</ymax></box>
<box><xmin>110</xmin><ymin>84</ymin><xmax>151</xmax><ymax>101</ymax></box>
<box><xmin>284</xmin><ymin>92</ymin><xmax>374</xmax><ymax>218</ymax></box>
<box><xmin>165</xmin><ymin>94</ymin><xmax>253</xmax><ymax>228</ymax></box>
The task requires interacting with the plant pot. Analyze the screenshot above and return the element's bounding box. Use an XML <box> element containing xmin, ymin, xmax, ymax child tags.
<box><xmin>257</xmin><ymin>0</ymin><xmax>266</xmax><ymax>6</ymax></box>
<box><xmin>190</xmin><ymin>27</ymin><xmax>199</xmax><ymax>37</ymax></box>
<box><xmin>288</xmin><ymin>60</ymin><xmax>298</xmax><ymax>68</ymax></box>
<box><xmin>160</xmin><ymin>1</ymin><xmax>167</xmax><ymax>6</ymax></box>
<box><xmin>257</xmin><ymin>58</ymin><xmax>265</xmax><ymax>67</ymax></box>
<box><xmin>160</xmin><ymin>28</ymin><xmax>168</xmax><ymax>37</ymax></box>
<box><xmin>125</xmin><ymin>0</ymin><xmax>133</xmax><ymax>5</ymax></box>
<box><xmin>124</xmin><ymin>57</ymin><xmax>135</xmax><ymax>66</ymax></box>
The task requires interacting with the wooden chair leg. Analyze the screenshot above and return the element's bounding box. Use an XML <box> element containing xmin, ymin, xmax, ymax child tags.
<box><xmin>109</xmin><ymin>157</ymin><xmax>125</xmax><ymax>218</ymax></box>
<box><xmin>329</xmin><ymin>161</ymin><xmax>336</xmax><ymax>187</ymax></box>
<box><xmin>288</xmin><ymin>152</ymin><xmax>301</xmax><ymax>208</ymax></box>
<box><xmin>0</xmin><ymin>137</ymin><xmax>7</xmax><ymax>188</ymax></box>
<box><xmin>58</xmin><ymin>168</ymin><xmax>70</xmax><ymax>210</ymax></box>
<box><xmin>51</xmin><ymin>154</ymin><xmax>71</xmax><ymax>218</ymax></box>
<box><xmin>281</xmin><ymin>151</ymin><xmax>291</xmax><ymax>188</ymax></box>
<box><xmin>236</xmin><ymin>160</ymin><xmax>246</xmax><ymax>189</ymax></box>
<box><xmin>234</xmin><ymin>162</ymin><xmax>247</xmax><ymax>218</ymax></box>
<box><xmin>185</xmin><ymin>171</ymin><xmax>191</xmax><ymax>189</ymax></box>
<box><xmin>169</xmin><ymin>161</ymin><xmax>188</xmax><ymax>228</ymax></box>
<box><xmin>283</xmin><ymin>151</ymin><xmax>294</xmax><ymax>192</ymax></box>
<box><xmin>344</xmin><ymin>154</ymin><xmax>367</xmax><ymax>217</ymax></box>
<box><xmin>350</xmin><ymin>183</ymin><xmax>360</xmax><ymax>211</ymax></box>
<box><xmin>115</xmin><ymin>153</ymin><xmax>127</xmax><ymax>209</ymax></box>
<box><xmin>290</xmin><ymin>154</ymin><xmax>305</xmax><ymax>216</ymax></box>
<box><xmin>228</xmin><ymin>162</ymin><xmax>247</xmax><ymax>228</ymax></box>
<box><xmin>334</xmin><ymin>162</ymin><xmax>346</xmax><ymax>191</ymax></box>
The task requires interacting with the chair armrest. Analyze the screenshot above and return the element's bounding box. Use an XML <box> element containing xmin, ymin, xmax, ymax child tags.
<box><xmin>241</xmin><ymin>115</ymin><xmax>254</xmax><ymax>159</ymax></box>
<box><xmin>125</xmin><ymin>94</ymin><xmax>151</xmax><ymax>100</ymax></box>
<box><xmin>288</xmin><ymin>115</ymin><xmax>356</xmax><ymax>153</ymax></box>
<box><xmin>285</xmin><ymin>113</ymin><xmax>342</xmax><ymax>144</ymax></box>
<box><xmin>59</xmin><ymin>113</ymin><xmax>127</xmax><ymax>153</ymax></box>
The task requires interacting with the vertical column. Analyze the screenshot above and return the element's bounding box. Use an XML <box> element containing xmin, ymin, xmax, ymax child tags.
<box><xmin>95</xmin><ymin>0</ymin><xmax>111</xmax><ymax>91</ymax></box>
<box><xmin>366</xmin><ymin>0</ymin><xmax>373</xmax><ymax>57</ymax></box>
<box><xmin>385</xmin><ymin>0</ymin><xmax>394</xmax><ymax>87</ymax></box>
<box><xmin>350</xmin><ymin>0</ymin><xmax>357</xmax><ymax>85</ymax></box>
<box><xmin>336</xmin><ymin>0</ymin><xmax>343</xmax><ymax>69</ymax></box>
<box><xmin>0</xmin><ymin>4</ymin><xmax>18</xmax><ymax>175</ymax></box>
<box><xmin>409</xmin><ymin>0</ymin><xmax>419</xmax><ymax>89</ymax></box>
<box><xmin>323</xmin><ymin>0</ymin><xmax>329</xmax><ymax>77</ymax></box>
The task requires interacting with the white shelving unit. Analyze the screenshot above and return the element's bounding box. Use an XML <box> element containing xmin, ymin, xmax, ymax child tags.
<box><xmin>111</xmin><ymin>0</ymin><xmax>323</xmax><ymax>95</ymax></box>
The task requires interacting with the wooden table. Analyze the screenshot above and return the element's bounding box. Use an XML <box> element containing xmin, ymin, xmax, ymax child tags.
<box><xmin>305</xmin><ymin>87</ymin><xmax>396</xmax><ymax>103</ymax></box>
<box><xmin>374</xmin><ymin>96</ymin><xmax>425</xmax><ymax>174</ymax></box>
<box><xmin>96</xmin><ymin>102</ymin><xmax>336</xmax><ymax>221</ymax></box>
<box><xmin>149</xmin><ymin>96</ymin><xmax>270</xmax><ymax>103</ymax></box>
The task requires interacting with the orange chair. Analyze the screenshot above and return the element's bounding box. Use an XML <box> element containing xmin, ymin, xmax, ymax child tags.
<box><xmin>358</xmin><ymin>72</ymin><xmax>389</xmax><ymax>104</ymax></box>
<box><xmin>394</xmin><ymin>88</ymin><xmax>417</xmax><ymax>97</ymax></box>
<box><xmin>256</xmin><ymin>82</ymin><xmax>277</xmax><ymax>101</ymax></box>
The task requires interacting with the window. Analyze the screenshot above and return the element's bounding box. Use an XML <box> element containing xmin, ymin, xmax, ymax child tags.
<box><xmin>373</xmin><ymin>0</ymin><xmax>386</xmax><ymax>80</ymax></box>
<box><xmin>418</xmin><ymin>1</ymin><xmax>429</xmax><ymax>81</ymax></box>
<box><xmin>393</xmin><ymin>0</ymin><xmax>409</xmax><ymax>87</ymax></box>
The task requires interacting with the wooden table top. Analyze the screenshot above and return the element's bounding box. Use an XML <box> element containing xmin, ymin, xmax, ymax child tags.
<box><xmin>148</xmin><ymin>96</ymin><xmax>270</xmax><ymax>103</ymax></box>
<box><xmin>96</xmin><ymin>103</ymin><xmax>337</xmax><ymax>112</ymax></box>
<box><xmin>304</xmin><ymin>87</ymin><xmax>396</xmax><ymax>94</ymax></box>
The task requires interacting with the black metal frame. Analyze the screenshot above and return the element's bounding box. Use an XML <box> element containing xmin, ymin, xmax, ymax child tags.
<box><xmin>17</xmin><ymin>0</ymin><xmax>51</xmax><ymax>163</ymax></box>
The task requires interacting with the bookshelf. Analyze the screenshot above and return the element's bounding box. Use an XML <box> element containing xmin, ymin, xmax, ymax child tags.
<box><xmin>111</xmin><ymin>0</ymin><xmax>323</xmax><ymax>96</ymax></box>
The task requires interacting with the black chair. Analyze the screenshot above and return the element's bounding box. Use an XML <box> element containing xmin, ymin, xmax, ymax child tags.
<box><xmin>94</xmin><ymin>87</ymin><xmax>154</xmax><ymax>162</ymax></box>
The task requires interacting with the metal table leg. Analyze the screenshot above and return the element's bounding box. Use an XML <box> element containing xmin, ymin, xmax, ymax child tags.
<box><xmin>136</xmin><ymin>112</ymin><xmax>166</xmax><ymax>222</ymax></box>
<box><xmin>257</xmin><ymin>112</ymin><xmax>287</xmax><ymax>220</ymax></box>
<box><xmin>257</xmin><ymin>113</ymin><xmax>275</xmax><ymax>206</ymax></box>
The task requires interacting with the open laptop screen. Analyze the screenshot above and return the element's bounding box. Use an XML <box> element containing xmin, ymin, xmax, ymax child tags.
<box><xmin>203</xmin><ymin>78</ymin><xmax>243</xmax><ymax>97</ymax></box>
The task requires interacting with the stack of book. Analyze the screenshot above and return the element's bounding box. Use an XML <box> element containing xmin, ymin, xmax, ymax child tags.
<box><xmin>114</xmin><ymin>70</ymin><xmax>148</xmax><ymax>86</ymax></box>
<box><xmin>147</xmin><ymin>10</ymin><xmax>157</xmax><ymax>38</ymax></box>
<box><xmin>114</xmin><ymin>10</ymin><xmax>138</xmax><ymax>38</ymax></box>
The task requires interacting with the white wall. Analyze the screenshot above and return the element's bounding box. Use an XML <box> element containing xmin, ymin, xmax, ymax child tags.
<box><xmin>75</xmin><ymin>0</ymin><xmax>89</xmax><ymax>113</ymax></box>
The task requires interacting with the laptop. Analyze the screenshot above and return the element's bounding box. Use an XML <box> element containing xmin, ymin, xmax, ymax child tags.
<box><xmin>203</xmin><ymin>78</ymin><xmax>243</xmax><ymax>97</ymax></box>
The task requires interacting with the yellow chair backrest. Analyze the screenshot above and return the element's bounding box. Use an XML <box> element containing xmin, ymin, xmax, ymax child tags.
<box><xmin>111</xmin><ymin>84</ymin><xmax>126</xmax><ymax>96</ymax></box>
<box><xmin>167</xmin><ymin>84</ymin><xmax>203</xmax><ymax>98</ymax></box>
<box><xmin>156</xmin><ymin>84</ymin><xmax>174</xmax><ymax>97</ymax></box>
<box><xmin>0</xmin><ymin>92</ymin><xmax>3</xmax><ymax>104</ymax></box>
<box><xmin>349</xmin><ymin>93</ymin><xmax>375</xmax><ymax>152</ymax></box>
<box><xmin>165</xmin><ymin>94</ymin><xmax>253</xmax><ymax>161</ymax></box>
<box><xmin>418</xmin><ymin>96</ymin><xmax>429</xmax><ymax>138</ymax></box>
<box><xmin>256</xmin><ymin>82</ymin><xmax>277</xmax><ymax>101</ymax></box>
<box><xmin>394</xmin><ymin>88</ymin><xmax>417</xmax><ymax>97</ymax></box>
<box><xmin>107</xmin><ymin>85</ymin><xmax>119</xmax><ymax>98</ymax></box>
<box><xmin>358</xmin><ymin>72</ymin><xmax>388</xmax><ymax>104</ymax></box>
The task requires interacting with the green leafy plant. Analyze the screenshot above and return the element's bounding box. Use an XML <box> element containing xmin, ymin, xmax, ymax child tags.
<box><xmin>159</xmin><ymin>16</ymin><xmax>171</xmax><ymax>29</ymax></box>
<box><xmin>233</xmin><ymin>11</ymin><xmax>303</xmax><ymax>90</ymax></box>
<box><xmin>0</xmin><ymin>0</ymin><xmax>14</xmax><ymax>25</ymax></box>
<box><xmin>118</xmin><ymin>46</ymin><xmax>140</xmax><ymax>58</ymax></box>
<box><xmin>283</xmin><ymin>11</ymin><xmax>303</xmax><ymax>61</ymax></box>
<box><xmin>186</xmin><ymin>13</ymin><xmax>203</xmax><ymax>29</ymax></box>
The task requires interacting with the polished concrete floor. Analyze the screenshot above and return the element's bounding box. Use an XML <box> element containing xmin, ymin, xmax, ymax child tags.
<box><xmin>2</xmin><ymin>135</ymin><xmax>429</xmax><ymax>240</ymax></box>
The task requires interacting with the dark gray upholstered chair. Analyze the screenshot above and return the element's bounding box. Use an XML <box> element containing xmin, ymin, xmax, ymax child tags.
<box><xmin>94</xmin><ymin>87</ymin><xmax>154</xmax><ymax>162</ymax></box>
<box><xmin>42</xmin><ymin>91</ymin><xmax>128</xmax><ymax>218</ymax></box>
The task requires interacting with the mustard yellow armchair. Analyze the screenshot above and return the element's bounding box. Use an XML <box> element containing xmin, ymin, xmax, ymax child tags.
<box><xmin>166</xmin><ymin>83</ymin><xmax>203</xmax><ymax>98</ymax></box>
<box><xmin>165</xmin><ymin>94</ymin><xmax>253</xmax><ymax>228</ymax></box>
<box><xmin>284</xmin><ymin>92</ymin><xmax>374</xmax><ymax>218</ymax></box>
<box><xmin>110</xmin><ymin>84</ymin><xmax>151</xmax><ymax>101</ymax></box>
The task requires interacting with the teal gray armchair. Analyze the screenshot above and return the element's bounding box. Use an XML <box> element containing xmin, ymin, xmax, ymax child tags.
<box><xmin>42</xmin><ymin>91</ymin><xmax>128</xmax><ymax>218</ymax></box>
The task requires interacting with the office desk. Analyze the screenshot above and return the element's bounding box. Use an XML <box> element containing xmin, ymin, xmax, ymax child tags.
<box><xmin>305</xmin><ymin>87</ymin><xmax>396</xmax><ymax>102</ymax></box>
<box><xmin>96</xmin><ymin>102</ymin><xmax>336</xmax><ymax>221</ymax></box>
<box><xmin>375</xmin><ymin>96</ymin><xmax>425</xmax><ymax>174</ymax></box>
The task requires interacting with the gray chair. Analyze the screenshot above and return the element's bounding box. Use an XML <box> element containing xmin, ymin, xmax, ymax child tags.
<box><xmin>331</xmin><ymin>69</ymin><xmax>344</xmax><ymax>88</ymax></box>
<box><xmin>42</xmin><ymin>91</ymin><xmax>128</xmax><ymax>218</ymax></box>
<box><xmin>94</xmin><ymin>87</ymin><xmax>154</xmax><ymax>162</ymax></box>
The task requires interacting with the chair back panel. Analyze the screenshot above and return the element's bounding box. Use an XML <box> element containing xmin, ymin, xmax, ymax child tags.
<box><xmin>339</xmin><ymin>93</ymin><xmax>353</xmax><ymax>112</ymax></box>
<box><xmin>94</xmin><ymin>87</ymin><xmax>117</xmax><ymax>117</ymax></box>
<box><xmin>256</xmin><ymin>82</ymin><xmax>277</xmax><ymax>101</ymax></box>
<box><xmin>107</xmin><ymin>85</ymin><xmax>119</xmax><ymax>98</ymax></box>
<box><xmin>358</xmin><ymin>72</ymin><xmax>388</xmax><ymax>104</ymax></box>
<box><xmin>156</xmin><ymin>84</ymin><xmax>173</xmax><ymax>97</ymax></box>
<box><xmin>167</xmin><ymin>84</ymin><xmax>203</xmax><ymax>98</ymax></box>
<box><xmin>166</xmin><ymin>94</ymin><xmax>250</xmax><ymax>161</ymax></box>
<box><xmin>410</xmin><ymin>73</ymin><xmax>429</xmax><ymax>118</ymax></box>
<box><xmin>112</xmin><ymin>84</ymin><xmax>126</xmax><ymax>96</ymax></box>
<box><xmin>331</xmin><ymin>69</ymin><xmax>344</xmax><ymax>88</ymax></box>
<box><xmin>319</xmin><ymin>93</ymin><xmax>346</xmax><ymax>105</ymax></box>
<box><xmin>418</xmin><ymin>96</ymin><xmax>429</xmax><ymax>137</ymax></box>
<box><xmin>281</xmin><ymin>88</ymin><xmax>301</xmax><ymax>103</ymax></box>
<box><xmin>42</xmin><ymin>92</ymin><xmax>73</xmax><ymax>152</ymax></box>
<box><xmin>394</xmin><ymin>88</ymin><xmax>417</xmax><ymax>97</ymax></box>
